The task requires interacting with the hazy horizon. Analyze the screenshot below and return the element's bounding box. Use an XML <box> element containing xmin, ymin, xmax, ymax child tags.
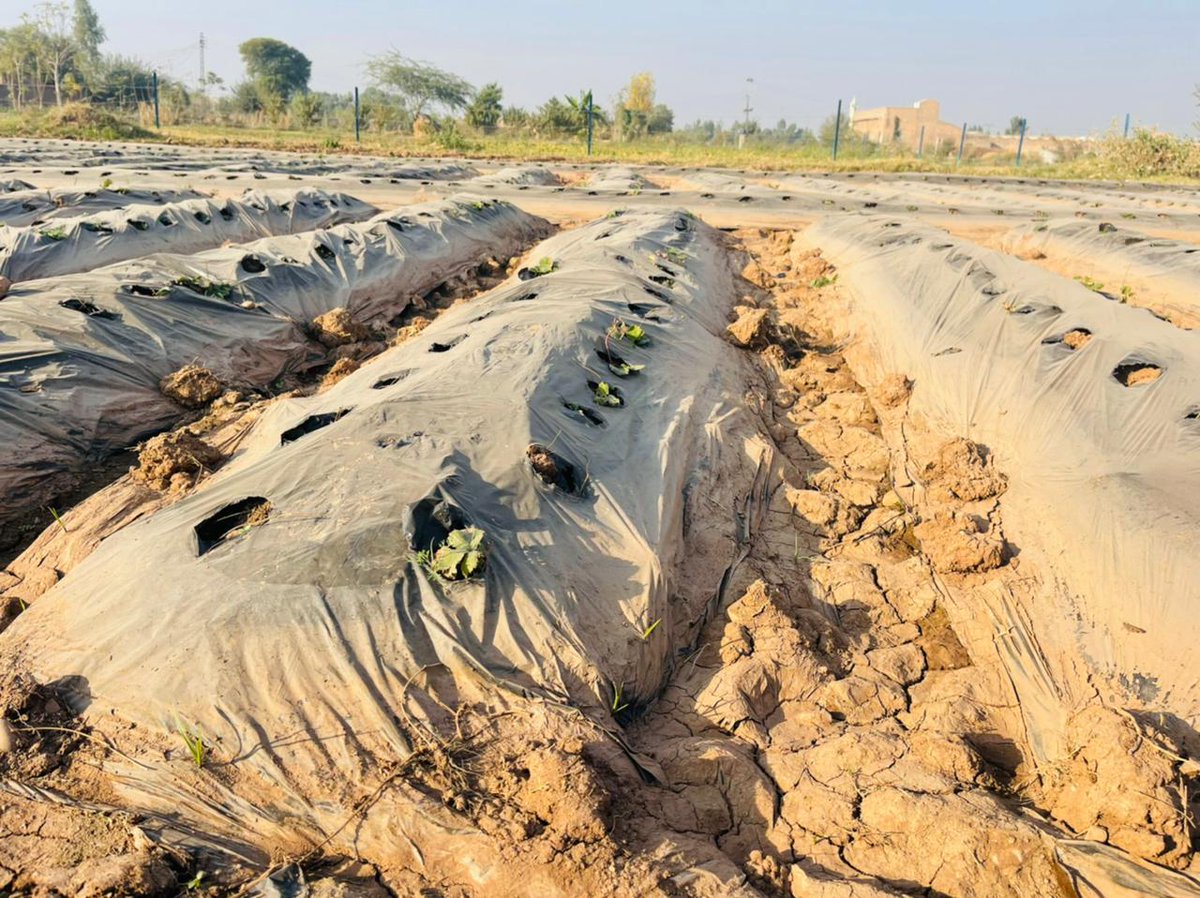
<box><xmin>4</xmin><ymin>0</ymin><xmax>1197</xmax><ymax>137</ymax></box>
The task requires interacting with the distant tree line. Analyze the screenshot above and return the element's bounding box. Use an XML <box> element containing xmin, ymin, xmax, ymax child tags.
<box><xmin>0</xmin><ymin>4</ymin><xmax>884</xmax><ymax>150</ymax></box>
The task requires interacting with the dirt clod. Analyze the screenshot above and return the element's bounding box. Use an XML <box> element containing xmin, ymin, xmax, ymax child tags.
<box><xmin>133</xmin><ymin>429</ymin><xmax>223</xmax><ymax>491</ymax></box>
<box><xmin>321</xmin><ymin>358</ymin><xmax>360</xmax><ymax>388</ymax></box>
<box><xmin>726</xmin><ymin>305</ymin><xmax>769</xmax><ymax>347</ymax></box>
<box><xmin>922</xmin><ymin>438</ymin><xmax>1007</xmax><ymax>503</ymax></box>
<box><xmin>159</xmin><ymin>364</ymin><xmax>223</xmax><ymax>408</ymax></box>
<box><xmin>526</xmin><ymin>445</ymin><xmax>559</xmax><ymax>484</ymax></box>
<box><xmin>312</xmin><ymin>307</ymin><xmax>369</xmax><ymax>347</ymax></box>
<box><xmin>913</xmin><ymin>511</ymin><xmax>1005</xmax><ymax>574</ymax></box>
<box><xmin>872</xmin><ymin>373</ymin><xmax>912</xmax><ymax>409</ymax></box>
<box><xmin>392</xmin><ymin>316</ymin><xmax>432</xmax><ymax>345</ymax></box>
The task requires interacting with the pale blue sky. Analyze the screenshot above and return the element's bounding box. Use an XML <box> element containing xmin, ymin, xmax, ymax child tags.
<box><xmin>7</xmin><ymin>0</ymin><xmax>1198</xmax><ymax>135</ymax></box>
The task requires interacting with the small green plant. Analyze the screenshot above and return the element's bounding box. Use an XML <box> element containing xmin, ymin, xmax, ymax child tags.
<box><xmin>906</xmin><ymin>205</ymin><xmax>918</xmax><ymax>212</ymax></box>
<box><xmin>611</xmin><ymin>683</ymin><xmax>629</xmax><ymax>714</ymax></box>
<box><xmin>529</xmin><ymin>257</ymin><xmax>557</xmax><ymax>276</ymax></box>
<box><xmin>322</xmin><ymin>136</ymin><xmax>341</xmax><ymax>150</ymax></box>
<box><xmin>593</xmin><ymin>381</ymin><xmax>621</xmax><ymax>407</ymax></box>
<box><xmin>1074</xmin><ymin>275</ymin><xmax>1105</xmax><ymax>293</ymax></box>
<box><xmin>171</xmin><ymin>276</ymin><xmax>235</xmax><ymax>300</ymax></box>
<box><xmin>38</xmin><ymin>227</ymin><xmax>68</xmax><ymax>241</ymax></box>
<box><xmin>470</xmin><ymin>200</ymin><xmax>487</xmax><ymax>210</ymax></box>
<box><xmin>810</xmin><ymin>274</ymin><xmax>838</xmax><ymax>289</ymax></box>
<box><xmin>1121</xmin><ymin>212</ymin><xmax>1136</xmax><ymax>220</ymax></box>
<box><xmin>185</xmin><ymin>872</ymin><xmax>206</xmax><ymax>891</ymax></box>
<box><xmin>176</xmin><ymin>718</ymin><xmax>206</xmax><ymax>768</ymax></box>
<box><xmin>641</xmin><ymin>618</ymin><xmax>661</xmax><ymax>640</ymax></box>
<box><xmin>604</xmin><ymin>208</ymin><xmax>627</xmax><ymax>219</ymax></box>
<box><xmin>416</xmin><ymin>527</ymin><xmax>487</xmax><ymax>581</ymax></box>
<box><xmin>1120</xmin><ymin>284</ymin><xmax>1135</xmax><ymax>303</ymax></box>
<box><xmin>607</xmin><ymin>360</ymin><xmax>643</xmax><ymax>377</ymax></box>
<box><xmin>608</xmin><ymin>319</ymin><xmax>650</xmax><ymax>348</ymax></box>
<box><xmin>46</xmin><ymin>506</ymin><xmax>67</xmax><ymax>533</ymax></box>
<box><xmin>100</xmin><ymin>176</ymin><xmax>113</xmax><ymax>189</ymax></box>
<box><xmin>661</xmin><ymin>247</ymin><xmax>688</xmax><ymax>265</ymax></box>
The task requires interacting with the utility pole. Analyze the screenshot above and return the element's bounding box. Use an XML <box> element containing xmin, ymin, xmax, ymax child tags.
<box><xmin>743</xmin><ymin>77</ymin><xmax>754</xmax><ymax>132</ymax></box>
<box><xmin>198</xmin><ymin>33</ymin><xmax>206</xmax><ymax>95</ymax></box>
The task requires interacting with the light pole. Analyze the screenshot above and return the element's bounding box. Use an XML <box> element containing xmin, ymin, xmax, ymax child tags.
<box><xmin>743</xmin><ymin>77</ymin><xmax>754</xmax><ymax>133</ymax></box>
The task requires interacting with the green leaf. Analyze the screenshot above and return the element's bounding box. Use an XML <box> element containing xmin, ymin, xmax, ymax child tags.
<box><xmin>608</xmin><ymin>361</ymin><xmax>644</xmax><ymax>377</ymax></box>
<box><xmin>593</xmin><ymin>381</ymin><xmax>622</xmax><ymax>407</ymax></box>
<box><xmin>462</xmin><ymin>551</ymin><xmax>483</xmax><ymax>577</ymax></box>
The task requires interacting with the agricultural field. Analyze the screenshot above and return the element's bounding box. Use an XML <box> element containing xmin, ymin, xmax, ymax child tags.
<box><xmin>1</xmin><ymin>137</ymin><xmax>1199</xmax><ymax>898</ymax></box>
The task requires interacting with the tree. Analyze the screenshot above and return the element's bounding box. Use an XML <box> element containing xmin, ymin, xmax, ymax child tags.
<box><xmin>501</xmin><ymin>105</ymin><xmax>531</xmax><ymax>129</ymax></box>
<box><xmin>71</xmin><ymin>0</ymin><xmax>104</xmax><ymax>67</ymax></box>
<box><xmin>819</xmin><ymin>110</ymin><xmax>852</xmax><ymax>147</ymax></box>
<box><xmin>625</xmin><ymin>72</ymin><xmax>654</xmax><ymax>114</ymax></box>
<box><xmin>466</xmin><ymin>82</ymin><xmax>502</xmax><ymax>130</ymax></box>
<box><xmin>366</xmin><ymin>52</ymin><xmax>472</xmax><ymax>127</ymax></box>
<box><xmin>647</xmin><ymin>103</ymin><xmax>674</xmax><ymax>134</ymax></box>
<box><xmin>30</xmin><ymin>2</ymin><xmax>74</xmax><ymax>106</ymax></box>
<box><xmin>1006</xmin><ymin>115</ymin><xmax>1026</xmax><ymax>136</ymax></box>
<box><xmin>535</xmin><ymin>91</ymin><xmax>606</xmax><ymax>137</ymax></box>
<box><xmin>238</xmin><ymin>38</ymin><xmax>311</xmax><ymax>113</ymax></box>
<box><xmin>85</xmin><ymin>54</ymin><xmax>155</xmax><ymax>107</ymax></box>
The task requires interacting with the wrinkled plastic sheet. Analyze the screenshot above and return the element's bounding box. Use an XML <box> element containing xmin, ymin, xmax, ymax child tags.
<box><xmin>0</xmin><ymin>195</ymin><xmax>549</xmax><ymax>540</ymax></box>
<box><xmin>0</xmin><ymin>185</ymin><xmax>206</xmax><ymax>227</ymax></box>
<box><xmin>0</xmin><ymin>189</ymin><xmax>378</xmax><ymax>282</ymax></box>
<box><xmin>0</xmin><ymin>209</ymin><xmax>753</xmax><ymax>861</ymax></box>
<box><xmin>1002</xmin><ymin>218</ymin><xmax>1200</xmax><ymax>328</ymax></box>
<box><xmin>809</xmin><ymin>214</ymin><xmax>1200</xmax><ymax>719</ymax></box>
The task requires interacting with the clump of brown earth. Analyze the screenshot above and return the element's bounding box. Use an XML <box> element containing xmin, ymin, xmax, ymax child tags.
<box><xmin>132</xmin><ymin>429</ymin><xmax>224</xmax><ymax>491</ymax></box>
<box><xmin>159</xmin><ymin>364</ymin><xmax>223</xmax><ymax>408</ymax></box>
<box><xmin>321</xmin><ymin>357</ymin><xmax>360</xmax><ymax>388</ymax></box>
<box><xmin>311</xmin><ymin>307</ymin><xmax>370</xmax><ymax>347</ymax></box>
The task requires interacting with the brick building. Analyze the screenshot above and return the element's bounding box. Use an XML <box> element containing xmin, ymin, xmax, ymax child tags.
<box><xmin>850</xmin><ymin>98</ymin><xmax>961</xmax><ymax>152</ymax></box>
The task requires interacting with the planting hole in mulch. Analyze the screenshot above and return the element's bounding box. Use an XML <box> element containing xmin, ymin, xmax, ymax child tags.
<box><xmin>429</xmin><ymin>335</ymin><xmax>466</xmax><ymax>353</ymax></box>
<box><xmin>562</xmin><ymin>401</ymin><xmax>605</xmax><ymax>427</ymax></box>
<box><xmin>60</xmin><ymin>298</ymin><xmax>117</xmax><ymax>319</ymax></box>
<box><xmin>280</xmin><ymin>409</ymin><xmax>353</xmax><ymax>445</ymax></box>
<box><xmin>526</xmin><ymin>443</ymin><xmax>583</xmax><ymax>494</ymax></box>
<box><xmin>240</xmin><ymin>254</ymin><xmax>266</xmax><ymax>274</ymax></box>
<box><xmin>195</xmin><ymin>497</ymin><xmax>271</xmax><ymax>556</ymax></box>
<box><xmin>1113</xmin><ymin>361</ymin><xmax>1163</xmax><ymax>387</ymax></box>
<box><xmin>1042</xmin><ymin>328</ymin><xmax>1093</xmax><ymax>350</ymax></box>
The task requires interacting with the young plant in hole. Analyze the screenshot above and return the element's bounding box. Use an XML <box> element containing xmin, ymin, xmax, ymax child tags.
<box><xmin>661</xmin><ymin>247</ymin><xmax>688</xmax><ymax>265</ymax></box>
<box><xmin>593</xmin><ymin>380</ymin><xmax>622</xmax><ymax>407</ymax></box>
<box><xmin>172</xmin><ymin>275</ymin><xmax>235</xmax><ymax>300</ymax></box>
<box><xmin>810</xmin><ymin>274</ymin><xmax>838</xmax><ymax>289</ymax></box>
<box><xmin>176</xmin><ymin>718</ymin><xmax>207</xmax><ymax>768</ymax></box>
<box><xmin>1120</xmin><ymin>284</ymin><xmax>1135</xmax><ymax>303</ymax></box>
<box><xmin>611</xmin><ymin>683</ymin><xmax>629</xmax><ymax>714</ymax></box>
<box><xmin>608</xmin><ymin>318</ymin><xmax>650</xmax><ymax>348</ymax></box>
<box><xmin>1074</xmin><ymin>275</ymin><xmax>1105</xmax><ymax>293</ymax></box>
<box><xmin>38</xmin><ymin>226</ymin><xmax>68</xmax><ymax>241</ymax></box>
<box><xmin>415</xmin><ymin>527</ymin><xmax>487</xmax><ymax>581</ymax></box>
<box><xmin>528</xmin><ymin>257</ymin><xmax>557</xmax><ymax>276</ymax></box>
